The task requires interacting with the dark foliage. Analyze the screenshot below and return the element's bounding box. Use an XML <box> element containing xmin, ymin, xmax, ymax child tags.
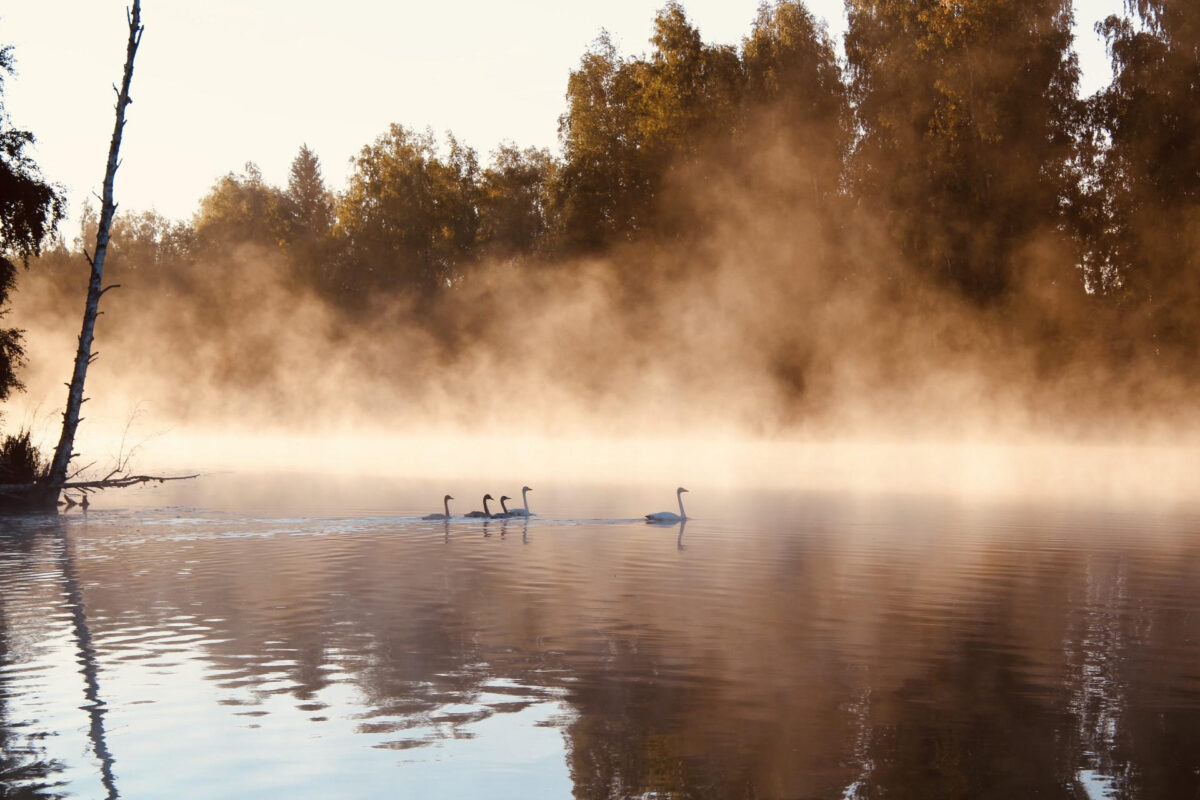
<box><xmin>0</xmin><ymin>43</ymin><xmax>64</xmax><ymax>403</ymax></box>
<box><xmin>1082</xmin><ymin>0</ymin><xmax>1200</xmax><ymax>367</ymax></box>
<box><xmin>0</xmin><ymin>428</ymin><xmax>47</xmax><ymax>484</ymax></box>
<box><xmin>8</xmin><ymin>0</ymin><xmax>1200</xmax><ymax>432</ymax></box>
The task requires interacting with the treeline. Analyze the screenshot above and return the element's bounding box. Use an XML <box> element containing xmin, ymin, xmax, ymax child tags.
<box><xmin>38</xmin><ymin>0</ymin><xmax>850</xmax><ymax>303</ymax></box>
<box><xmin>22</xmin><ymin>0</ymin><xmax>1200</xmax><ymax>423</ymax></box>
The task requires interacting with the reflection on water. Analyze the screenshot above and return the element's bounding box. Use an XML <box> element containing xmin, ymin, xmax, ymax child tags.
<box><xmin>1</xmin><ymin>477</ymin><xmax>1199</xmax><ymax>798</ymax></box>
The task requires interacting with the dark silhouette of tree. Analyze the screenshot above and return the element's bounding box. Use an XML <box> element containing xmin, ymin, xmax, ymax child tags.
<box><xmin>1086</xmin><ymin>0</ymin><xmax>1200</xmax><ymax>365</ymax></box>
<box><xmin>0</xmin><ymin>43</ymin><xmax>65</xmax><ymax>403</ymax></box>
<box><xmin>281</xmin><ymin>144</ymin><xmax>335</xmax><ymax>290</ymax></box>
<box><xmin>283</xmin><ymin>144</ymin><xmax>333</xmax><ymax>235</ymax></box>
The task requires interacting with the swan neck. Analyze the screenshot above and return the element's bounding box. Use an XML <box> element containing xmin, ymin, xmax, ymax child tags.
<box><xmin>677</xmin><ymin>492</ymin><xmax>687</xmax><ymax>519</ymax></box>
<box><xmin>444</xmin><ymin>497</ymin><xmax>451</xmax><ymax>517</ymax></box>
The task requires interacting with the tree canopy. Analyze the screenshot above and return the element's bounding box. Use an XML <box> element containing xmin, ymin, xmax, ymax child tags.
<box><xmin>10</xmin><ymin>0</ymin><xmax>1200</xmax><ymax>432</ymax></box>
<box><xmin>0</xmin><ymin>44</ymin><xmax>64</xmax><ymax>402</ymax></box>
<box><xmin>845</xmin><ymin>0</ymin><xmax>1080</xmax><ymax>302</ymax></box>
<box><xmin>1085</xmin><ymin>0</ymin><xmax>1200</xmax><ymax>357</ymax></box>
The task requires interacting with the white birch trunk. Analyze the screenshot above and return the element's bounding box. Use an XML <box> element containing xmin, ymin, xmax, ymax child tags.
<box><xmin>45</xmin><ymin>2</ymin><xmax>143</xmax><ymax>499</ymax></box>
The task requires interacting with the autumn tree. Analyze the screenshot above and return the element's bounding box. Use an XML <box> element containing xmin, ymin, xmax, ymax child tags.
<box><xmin>553</xmin><ymin>5</ymin><xmax>751</xmax><ymax>254</ymax></box>
<box><xmin>103</xmin><ymin>209</ymin><xmax>194</xmax><ymax>281</ymax></box>
<box><xmin>845</xmin><ymin>0</ymin><xmax>1080</xmax><ymax>302</ymax></box>
<box><xmin>741</xmin><ymin>0</ymin><xmax>849</xmax><ymax>202</ymax></box>
<box><xmin>193</xmin><ymin>162</ymin><xmax>287</xmax><ymax>253</ymax></box>
<box><xmin>633</xmin><ymin>2</ymin><xmax>744</xmax><ymax>169</ymax></box>
<box><xmin>632</xmin><ymin>2</ymin><xmax>746</xmax><ymax>240</ymax></box>
<box><xmin>478</xmin><ymin>142</ymin><xmax>555</xmax><ymax>260</ymax></box>
<box><xmin>553</xmin><ymin>32</ymin><xmax>648</xmax><ymax>253</ymax></box>
<box><xmin>334</xmin><ymin>125</ymin><xmax>480</xmax><ymax>303</ymax></box>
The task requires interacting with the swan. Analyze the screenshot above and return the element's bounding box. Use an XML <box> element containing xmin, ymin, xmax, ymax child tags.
<box><xmin>422</xmin><ymin>494</ymin><xmax>454</xmax><ymax>520</ymax></box>
<box><xmin>465</xmin><ymin>494</ymin><xmax>495</xmax><ymax>518</ymax></box>
<box><xmin>645</xmin><ymin>487</ymin><xmax>688</xmax><ymax>523</ymax></box>
<box><xmin>496</xmin><ymin>496</ymin><xmax>515</xmax><ymax>518</ymax></box>
<box><xmin>506</xmin><ymin>485</ymin><xmax>534</xmax><ymax>517</ymax></box>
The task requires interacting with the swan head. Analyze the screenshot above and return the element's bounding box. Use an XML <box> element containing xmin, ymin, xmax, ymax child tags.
<box><xmin>677</xmin><ymin>487</ymin><xmax>689</xmax><ymax>495</ymax></box>
<box><xmin>500</xmin><ymin>495</ymin><xmax>511</xmax><ymax>503</ymax></box>
<box><xmin>483</xmin><ymin>493</ymin><xmax>493</xmax><ymax>501</ymax></box>
<box><xmin>521</xmin><ymin>485</ymin><xmax>532</xmax><ymax>493</ymax></box>
<box><xmin>444</xmin><ymin>494</ymin><xmax>454</xmax><ymax>501</ymax></box>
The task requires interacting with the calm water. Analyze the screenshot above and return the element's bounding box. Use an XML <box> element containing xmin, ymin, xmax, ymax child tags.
<box><xmin>2</xmin><ymin>474</ymin><xmax>1199</xmax><ymax>799</ymax></box>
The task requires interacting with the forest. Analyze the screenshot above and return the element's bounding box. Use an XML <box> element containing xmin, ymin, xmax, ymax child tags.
<box><xmin>4</xmin><ymin>0</ymin><xmax>1199</xmax><ymax>451</ymax></box>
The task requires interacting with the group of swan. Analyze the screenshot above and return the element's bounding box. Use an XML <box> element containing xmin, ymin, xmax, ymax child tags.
<box><xmin>423</xmin><ymin>485</ymin><xmax>690</xmax><ymax>523</ymax></box>
<box><xmin>423</xmin><ymin>486</ymin><xmax>534</xmax><ymax>520</ymax></box>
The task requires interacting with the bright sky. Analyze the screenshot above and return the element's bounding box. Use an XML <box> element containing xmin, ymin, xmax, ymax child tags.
<box><xmin>4</xmin><ymin>1</ymin><xmax>1122</xmax><ymax>233</ymax></box>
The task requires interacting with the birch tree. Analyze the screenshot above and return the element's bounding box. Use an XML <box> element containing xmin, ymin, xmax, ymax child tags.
<box><xmin>43</xmin><ymin>2</ymin><xmax>143</xmax><ymax>501</ymax></box>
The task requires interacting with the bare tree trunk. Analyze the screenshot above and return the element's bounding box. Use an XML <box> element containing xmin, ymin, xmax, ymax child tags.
<box><xmin>44</xmin><ymin>2</ymin><xmax>143</xmax><ymax>500</ymax></box>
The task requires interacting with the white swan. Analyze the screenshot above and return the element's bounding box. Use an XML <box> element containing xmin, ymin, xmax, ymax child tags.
<box><xmin>645</xmin><ymin>487</ymin><xmax>688</xmax><ymax>523</ymax></box>
<box><xmin>506</xmin><ymin>485</ymin><xmax>534</xmax><ymax>517</ymax></box>
<box><xmin>465</xmin><ymin>494</ymin><xmax>494</xmax><ymax>518</ymax></box>
<box><xmin>422</xmin><ymin>494</ymin><xmax>454</xmax><ymax>520</ymax></box>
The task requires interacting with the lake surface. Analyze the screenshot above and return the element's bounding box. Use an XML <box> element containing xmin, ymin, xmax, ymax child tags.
<box><xmin>2</xmin><ymin>474</ymin><xmax>1199</xmax><ymax>799</ymax></box>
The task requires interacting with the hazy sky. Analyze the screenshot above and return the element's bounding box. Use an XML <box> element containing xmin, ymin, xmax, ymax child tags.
<box><xmin>5</xmin><ymin>0</ymin><xmax>1123</xmax><ymax>232</ymax></box>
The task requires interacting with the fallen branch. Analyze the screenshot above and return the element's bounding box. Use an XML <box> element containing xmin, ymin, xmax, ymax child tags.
<box><xmin>61</xmin><ymin>473</ymin><xmax>199</xmax><ymax>491</ymax></box>
<box><xmin>0</xmin><ymin>474</ymin><xmax>197</xmax><ymax>495</ymax></box>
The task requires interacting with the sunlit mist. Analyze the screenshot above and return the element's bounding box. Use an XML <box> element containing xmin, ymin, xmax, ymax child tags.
<box><xmin>4</xmin><ymin>0</ymin><xmax>1198</xmax><ymax>513</ymax></box>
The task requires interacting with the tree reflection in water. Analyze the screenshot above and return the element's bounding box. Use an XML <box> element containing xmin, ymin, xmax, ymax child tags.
<box><xmin>53</xmin><ymin>516</ymin><xmax>118</xmax><ymax>800</ymax></box>
<box><xmin>0</xmin><ymin>519</ymin><xmax>81</xmax><ymax>798</ymax></box>
<box><xmin>0</xmin><ymin>497</ymin><xmax>1198</xmax><ymax>799</ymax></box>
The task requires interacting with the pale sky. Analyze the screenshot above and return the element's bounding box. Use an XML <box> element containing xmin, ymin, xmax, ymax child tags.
<box><xmin>4</xmin><ymin>1</ymin><xmax>1123</xmax><ymax>233</ymax></box>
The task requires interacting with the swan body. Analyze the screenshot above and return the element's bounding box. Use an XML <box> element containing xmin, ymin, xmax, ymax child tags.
<box><xmin>422</xmin><ymin>494</ymin><xmax>454</xmax><ymax>520</ymax></box>
<box><xmin>645</xmin><ymin>487</ymin><xmax>689</xmax><ymax>523</ymax></box>
<box><xmin>506</xmin><ymin>485</ymin><xmax>535</xmax><ymax>517</ymax></box>
<box><xmin>465</xmin><ymin>494</ymin><xmax>494</xmax><ymax>518</ymax></box>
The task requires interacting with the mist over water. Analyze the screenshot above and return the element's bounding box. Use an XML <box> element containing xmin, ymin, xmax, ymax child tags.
<box><xmin>6</xmin><ymin>150</ymin><xmax>1196</xmax><ymax>495</ymax></box>
<box><xmin>6</xmin><ymin>161</ymin><xmax>1198</xmax><ymax>508</ymax></box>
<box><xmin>8</xmin><ymin>4</ymin><xmax>1199</xmax><ymax>485</ymax></box>
<box><xmin>4</xmin><ymin>3</ymin><xmax>1200</xmax><ymax>798</ymax></box>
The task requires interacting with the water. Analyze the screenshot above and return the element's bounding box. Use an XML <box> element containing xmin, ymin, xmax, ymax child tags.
<box><xmin>2</xmin><ymin>474</ymin><xmax>1199</xmax><ymax>799</ymax></box>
